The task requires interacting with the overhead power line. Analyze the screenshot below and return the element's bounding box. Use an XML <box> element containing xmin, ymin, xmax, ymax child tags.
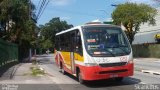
<box><xmin>37</xmin><ymin>0</ymin><xmax>50</xmax><ymax>20</ymax></box>
<box><xmin>34</xmin><ymin>0</ymin><xmax>106</xmax><ymax>21</ymax></box>
<box><xmin>36</xmin><ymin>0</ymin><xmax>46</xmax><ymax>19</ymax></box>
<box><xmin>36</xmin><ymin>0</ymin><xmax>48</xmax><ymax>20</ymax></box>
<box><xmin>36</xmin><ymin>0</ymin><xmax>42</xmax><ymax>14</ymax></box>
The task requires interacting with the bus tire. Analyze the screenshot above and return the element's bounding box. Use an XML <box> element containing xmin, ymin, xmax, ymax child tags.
<box><xmin>62</xmin><ymin>66</ymin><xmax>66</xmax><ymax>75</ymax></box>
<box><xmin>60</xmin><ymin>63</ymin><xmax>66</xmax><ymax>75</ymax></box>
<box><xmin>115</xmin><ymin>77</ymin><xmax>123</xmax><ymax>82</ymax></box>
<box><xmin>78</xmin><ymin>72</ymin><xmax>85</xmax><ymax>84</ymax></box>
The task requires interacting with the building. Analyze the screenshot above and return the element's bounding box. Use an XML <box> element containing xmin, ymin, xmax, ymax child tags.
<box><xmin>133</xmin><ymin>9</ymin><xmax>160</xmax><ymax>44</ymax></box>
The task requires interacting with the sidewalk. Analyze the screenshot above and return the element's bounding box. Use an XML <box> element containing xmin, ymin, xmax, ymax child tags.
<box><xmin>0</xmin><ymin>63</ymin><xmax>54</xmax><ymax>84</ymax></box>
<box><xmin>134</xmin><ymin>58</ymin><xmax>160</xmax><ymax>61</ymax></box>
<box><xmin>134</xmin><ymin>58</ymin><xmax>160</xmax><ymax>75</ymax></box>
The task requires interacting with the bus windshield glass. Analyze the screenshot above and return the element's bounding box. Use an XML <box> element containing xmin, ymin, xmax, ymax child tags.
<box><xmin>83</xmin><ymin>26</ymin><xmax>131</xmax><ymax>57</ymax></box>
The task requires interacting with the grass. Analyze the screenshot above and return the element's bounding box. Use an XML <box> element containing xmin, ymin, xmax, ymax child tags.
<box><xmin>29</xmin><ymin>57</ymin><xmax>45</xmax><ymax>76</ymax></box>
<box><xmin>30</xmin><ymin>66</ymin><xmax>45</xmax><ymax>76</ymax></box>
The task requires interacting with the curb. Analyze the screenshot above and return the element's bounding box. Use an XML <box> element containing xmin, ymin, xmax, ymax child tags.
<box><xmin>10</xmin><ymin>64</ymin><xmax>22</xmax><ymax>79</ymax></box>
<box><xmin>0</xmin><ymin>61</ymin><xmax>18</xmax><ymax>78</ymax></box>
<box><xmin>141</xmin><ymin>70</ymin><xmax>160</xmax><ymax>75</ymax></box>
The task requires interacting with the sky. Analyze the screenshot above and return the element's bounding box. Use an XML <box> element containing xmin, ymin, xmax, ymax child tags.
<box><xmin>32</xmin><ymin>0</ymin><xmax>159</xmax><ymax>26</ymax></box>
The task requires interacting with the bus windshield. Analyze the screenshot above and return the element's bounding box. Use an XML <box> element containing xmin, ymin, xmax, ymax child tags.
<box><xmin>83</xmin><ymin>26</ymin><xmax>131</xmax><ymax>57</ymax></box>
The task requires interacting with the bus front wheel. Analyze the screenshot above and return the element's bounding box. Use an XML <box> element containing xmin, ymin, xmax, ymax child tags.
<box><xmin>115</xmin><ymin>77</ymin><xmax>123</xmax><ymax>82</ymax></box>
<box><xmin>78</xmin><ymin>72</ymin><xmax>85</xmax><ymax>84</ymax></box>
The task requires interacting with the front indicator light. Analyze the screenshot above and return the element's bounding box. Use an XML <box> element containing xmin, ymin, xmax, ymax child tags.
<box><xmin>128</xmin><ymin>60</ymin><xmax>133</xmax><ymax>64</ymax></box>
<box><xmin>85</xmin><ymin>63</ymin><xmax>98</xmax><ymax>66</ymax></box>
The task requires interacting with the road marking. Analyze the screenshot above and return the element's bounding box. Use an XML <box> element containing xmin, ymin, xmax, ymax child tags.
<box><xmin>141</xmin><ymin>70</ymin><xmax>160</xmax><ymax>75</ymax></box>
<box><xmin>139</xmin><ymin>82</ymin><xmax>146</xmax><ymax>84</ymax></box>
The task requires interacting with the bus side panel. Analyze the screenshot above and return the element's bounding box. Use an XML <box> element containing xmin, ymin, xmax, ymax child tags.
<box><xmin>74</xmin><ymin>52</ymin><xmax>84</xmax><ymax>62</ymax></box>
<box><xmin>54</xmin><ymin>52</ymin><xmax>58</xmax><ymax>66</ymax></box>
<box><xmin>58</xmin><ymin>51</ymin><xmax>73</xmax><ymax>74</ymax></box>
<box><xmin>54</xmin><ymin>52</ymin><xmax>66</xmax><ymax>67</ymax></box>
<box><xmin>61</xmin><ymin>51</ymin><xmax>71</xmax><ymax>68</ymax></box>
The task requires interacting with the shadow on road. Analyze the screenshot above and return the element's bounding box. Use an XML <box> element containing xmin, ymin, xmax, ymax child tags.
<box><xmin>0</xmin><ymin>61</ymin><xmax>18</xmax><ymax>78</ymax></box>
<box><xmin>57</xmin><ymin>75</ymin><xmax>140</xmax><ymax>90</ymax></box>
<box><xmin>84</xmin><ymin>77</ymin><xmax>141</xmax><ymax>88</ymax></box>
<box><xmin>61</xmin><ymin>70</ymin><xmax>141</xmax><ymax>88</ymax></box>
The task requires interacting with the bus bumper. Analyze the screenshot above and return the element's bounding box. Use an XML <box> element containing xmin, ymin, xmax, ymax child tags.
<box><xmin>79</xmin><ymin>63</ymin><xmax>134</xmax><ymax>81</ymax></box>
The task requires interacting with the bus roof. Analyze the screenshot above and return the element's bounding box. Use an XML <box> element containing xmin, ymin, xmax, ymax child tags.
<box><xmin>55</xmin><ymin>24</ymin><xmax>120</xmax><ymax>36</ymax></box>
<box><xmin>56</xmin><ymin>26</ymin><xmax>81</xmax><ymax>36</ymax></box>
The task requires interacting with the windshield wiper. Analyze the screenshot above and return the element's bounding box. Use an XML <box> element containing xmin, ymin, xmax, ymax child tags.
<box><xmin>104</xmin><ymin>49</ymin><xmax>115</xmax><ymax>57</ymax></box>
<box><xmin>118</xmin><ymin>47</ymin><xmax>128</xmax><ymax>55</ymax></box>
<box><xmin>113</xmin><ymin>45</ymin><xmax>129</xmax><ymax>54</ymax></box>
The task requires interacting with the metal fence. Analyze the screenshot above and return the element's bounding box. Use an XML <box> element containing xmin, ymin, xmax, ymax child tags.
<box><xmin>0</xmin><ymin>39</ymin><xmax>18</xmax><ymax>68</ymax></box>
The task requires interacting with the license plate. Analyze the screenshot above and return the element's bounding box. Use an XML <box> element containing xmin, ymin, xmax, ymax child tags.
<box><xmin>110</xmin><ymin>74</ymin><xmax>118</xmax><ymax>78</ymax></box>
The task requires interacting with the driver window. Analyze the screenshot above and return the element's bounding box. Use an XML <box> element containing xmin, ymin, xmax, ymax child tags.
<box><xmin>75</xmin><ymin>30</ymin><xmax>83</xmax><ymax>56</ymax></box>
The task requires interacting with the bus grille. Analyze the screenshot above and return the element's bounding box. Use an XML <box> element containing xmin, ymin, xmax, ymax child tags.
<box><xmin>99</xmin><ymin>69</ymin><xmax>128</xmax><ymax>74</ymax></box>
<box><xmin>99</xmin><ymin>62</ymin><xmax>127</xmax><ymax>67</ymax></box>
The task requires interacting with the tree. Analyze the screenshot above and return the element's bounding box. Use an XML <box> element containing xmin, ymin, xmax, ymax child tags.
<box><xmin>0</xmin><ymin>0</ymin><xmax>37</xmax><ymax>60</ymax></box>
<box><xmin>112</xmin><ymin>3</ymin><xmax>157</xmax><ymax>44</ymax></box>
<box><xmin>38</xmin><ymin>17</ymin><xmax>73</xmax><ymax>51</ymax></box>
<box><xmin>0</xmin><ymin>0</ymin><xmax>36</xmax><ymax>44</ymax></box>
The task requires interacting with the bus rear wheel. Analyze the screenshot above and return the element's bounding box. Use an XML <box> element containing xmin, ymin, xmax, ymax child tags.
<box><xmin>60</xmin><ymin>63</ymin><xmax>66</xmax><ymax>75</ymax></box>
<box><xmin>61</xmin><ymin>67</ymin><xmax>66</xmax><ymax>75</ymax></box>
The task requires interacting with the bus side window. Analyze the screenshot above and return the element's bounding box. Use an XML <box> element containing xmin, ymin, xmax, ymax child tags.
<box><xmin>60</xmin><ymin>34</ymin><xmax>65</xmax><ymax>51</ymax></box>
<box><xmin>64</xmin><ymin>33</ymin><xmax>70</xmax><ymax>52</ymax></box>
<box><xmin>70</xmin><ymin>31</ymin><xmax>75</xmax><ymax>52</ymax></box>
<box><xmin>55</xmin><ymin>36</ymin><xmax>60</xmax><ymax>51</ymax></box>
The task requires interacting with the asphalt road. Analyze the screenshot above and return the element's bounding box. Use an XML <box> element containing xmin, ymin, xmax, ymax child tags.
<box><xmin>34</xmin><ymin>54</ymin><xmax>160</xmax><ymax>90</ymax></box>
<box><xmin>134</xmin><ymin>58</ymin><xmax>160</xmax><ymax>71</ymax></box>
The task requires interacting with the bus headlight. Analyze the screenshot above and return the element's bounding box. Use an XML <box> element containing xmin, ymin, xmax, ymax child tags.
<box><xmin>85</xmin><ymin>63</ymin><xmax>98</xmax><ymax>66</ymax></box>
<box><xmin>128</xmin><ymin>60</ymin><xmax>133</xmax><ymax>64</ymax></box>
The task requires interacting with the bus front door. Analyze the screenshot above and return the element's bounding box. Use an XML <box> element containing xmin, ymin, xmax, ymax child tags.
<box><xmin>70</xmin><ymin>32</ymin><xmax>75</xmax><ymax>74</ymax></box>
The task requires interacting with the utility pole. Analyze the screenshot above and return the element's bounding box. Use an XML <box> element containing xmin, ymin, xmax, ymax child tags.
<box><xmin>28</xmin><ymin>0</ymin><xmax>31</xmax><ymax>20</ymax></box>
<box><xmin>28</xmin><ymin>0</ymin><xmax>32</xmax><ymax>61</ymax></box>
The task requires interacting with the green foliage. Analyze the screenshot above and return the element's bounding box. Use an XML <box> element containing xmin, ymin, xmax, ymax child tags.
<box><xmin>0</xmin><ymin>0</ymin><xmax>37</xmax><ymax>60</ymax></box>
<box><xmin>40</xmin><ymin>39</ymin><xmax>53</xmax><ymax>49</ymax></box>
<box><xmin>38</xmin><ymin>17</ymin><xmax>73</xmax><ymax>50</ymax></box>
<box><xmin>30</xmin><ymin>66</ymin><xmax>45</xmax><ymax>76</ymax></box>
<box><xmin>112</xmin><ymin>3</ymin><xmax>157</xmax><ymax>44</ymax></box>
<box><xmin>0</xmin><ymin>0</ymin><xmax>36</xmax><ymax>44</ymax></box>
<box><xmin>132</xmin><ymin>44</ymin><xmax>160</xmax><ymax>58</ymax></box>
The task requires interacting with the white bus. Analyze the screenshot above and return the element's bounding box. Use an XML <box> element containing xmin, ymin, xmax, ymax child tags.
<box><xmin>54</xmin><ymin>23</ymin><xmax>134</xmax><ymax>84</ymax></box>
